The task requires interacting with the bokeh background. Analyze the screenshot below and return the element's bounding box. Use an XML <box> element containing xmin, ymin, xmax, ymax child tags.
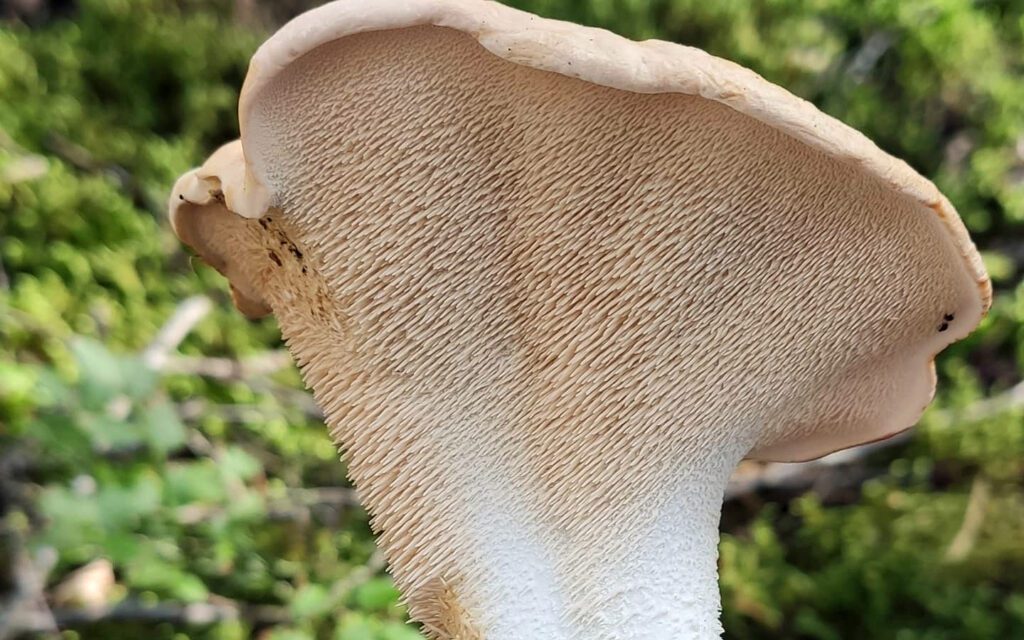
<box><xmin>1</xmin><ymin>0</ymin><xmax>1022</xmax><ymax>638</ymax></box>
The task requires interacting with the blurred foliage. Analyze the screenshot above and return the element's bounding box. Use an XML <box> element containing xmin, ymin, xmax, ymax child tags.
<box><xmin>0</xmin><ymin>0</ymin><xmax>1022</xmax><ymax>638</ymax></box>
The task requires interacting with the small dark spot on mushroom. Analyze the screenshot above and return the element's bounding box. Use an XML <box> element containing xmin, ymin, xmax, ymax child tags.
<box><xmin>178</xmin><ymin>194</ymin><xmax>184</xmax><ymax>200</ymax></box>
<box><xmin>301</xmin><ymin>266</ymin><xmax>307</xmax><ymax>274</ymax></box>
<box><xmin>938</xmin><ymin>322</ymin><xmax>949</xmax><ymax>332</ymax></box>
<box><xmin>268</xmin><ymin>250</ymin><xmax>282</xmax><ymax>266</ymax></box>
<box><xmin>944</xmin><ymin>313</ymin><xmax>955</xmax><ymax>322</ymax></box>
<box><xmin>289</xmin><ymin>246</ymin><xmax>303</xmax><ymax>260</ymax></box>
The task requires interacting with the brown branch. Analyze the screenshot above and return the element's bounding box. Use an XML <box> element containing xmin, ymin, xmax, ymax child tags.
<box><xmin>43</xmin><ymin>598</ymin><xmax>289</xmax><ymax>629</ymax></box>
<box><xmin>7</xmin><ymin>558</ymin><xmax>381</xmax><ymax>633</ymax></box>
<box><xmin>176</xmin><ymin>394</ymin><xmax>322</xmax><ymax>424</ymax></box>
<box><xmin>725</xmin><ymin>430</ymin><xmax>912</xmax><ymax>501</ymax></box>
<box><xmin>142</xmin><ymin>296</ymin><xmax>213</xmax><ymax>370</ymax></box>
<box><xmin>161</xmin><ymin>351</ymin><xmax>293</xmax><ymax>380</ymax></box>
<box><xmin>845</xmin><ymin>31</ymin><xmax>895</xmax><ymax>83</ymax></box>
<box><xmin>0</xmin><ymin>154</ymin><xmax>47</xmax><ymax>184</ymax></box>
<box><xmin>725</xmin><ymin>379</ymin><xmax>1024</xmax><ymax>501</ymax></box>
<box><xmin>249</xmin><ymin>379</ymin><xmax>323</xmax><ymax>419</ymax></box>
<box><xmin>945</xmin><ymin>477</ymin><xmax>991</xmax><ymax>562</ymax></box>
<box><xmin>286</xmin><ymin>486</ymin><xmax>359</xmax><ymax>506</ymax></box>
<box><xmin>0</xmin><ymin>537</ymin><xmax>58</xmax><ymax>640</ymax></box>
<box><xmin>325</xmin><ymin>551</ymin><xmax>387</xmax><ymax>608</ymax></box>
<box><xmin>936</xmin><ymin>380</ymin><xmax>1024</xmax><ymax>425</ymax></box>
<box><xmin>43</xmin><ymin>133</ymin><xmax>162</xmax><ymax>217</ymax></box>
<box><xmin>17</xmin><ymin>558</ymin><xmax>385</xmax><ymax>632</ymax></box>
<box><xmin>175</xmin><ymin>486</ymin><xmax>358</xmax><ymax>525</ymax></box>
<box><xmin>0</xmin><ymin>130</ymin><xmax>46</xmax><ymax>187</ymax></box>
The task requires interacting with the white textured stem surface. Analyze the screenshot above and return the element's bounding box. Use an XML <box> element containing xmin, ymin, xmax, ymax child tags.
<box><xmin>587</xmin><ymin>457</ymin><xmax>737</xmax><ymax>638</ymax></box>
<box><xmin>463</xmin><ymin>445</ymin><xmax>743</xmax><ymax>640</ymax></box>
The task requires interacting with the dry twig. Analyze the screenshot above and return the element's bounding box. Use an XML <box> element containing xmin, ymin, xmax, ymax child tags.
<box><xmin>725</xmin><ymin>378</ymin><xmax>1024</xmax><ymax>501</ymax></box>
<box><xmin>0</xmin><ymin>540</ymin><xmax>58</xmax><ymax>640</ymax></box>
<box><xmin>725</xmin><ymin>430</ymin><xmax>913</xmax><ymax>500</ymax></box>
<box><xmin>325</xmin><ymin>550</ymin><xmax>387</xmax><ymax>607</ymax></box>
<box><xmin>945</xmin><ymin>476</ymin><xmax>991</xmax><ymax>562</ymax></box>
<box><xmin>142</xmin><ymin>296</ymin><xmax>213</xmax><ymax>370</ymax></box>
<box><xmin>936</xmin><ymin>380</ymin><xmax>1024</xmax><ymax>425</ymax></box>
<box><xmin>14</xmin><ymin>598</ymin><xmax>290</xmax><ymax>632</ymax></box>
<box><xmin>161</xmin><ymin>351</ymin><xmax>292</xmax><ymax>379</ymax></box>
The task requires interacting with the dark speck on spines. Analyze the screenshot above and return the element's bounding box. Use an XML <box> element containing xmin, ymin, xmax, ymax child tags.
<box><xmin>939</xmin><ymin>322</ymin><xmax>949</xmax><ymax>332</ymax></box>
<box><xmin>268</xmin><ymin>250</ymin><xmax>282</xmax><ymax>267</ymax></box>
<box><xmin>944</xmin><ymin>313</ymin><xmax>955</xmax><ymax>322</ymax></box>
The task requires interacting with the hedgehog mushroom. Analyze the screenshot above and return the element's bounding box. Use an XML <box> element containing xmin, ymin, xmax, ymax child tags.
<box><xmin>168</xmin><ymin>1</ymin><xmax>991</xmax><ymax>637</ymax></box>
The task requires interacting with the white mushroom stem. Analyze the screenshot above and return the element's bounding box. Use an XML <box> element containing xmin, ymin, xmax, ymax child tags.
<box><xmin>567</xmin><ymin>446</ymin><xmax>746</xmax><ymax>639</ymax></box>
<box><xmin>414</xmin><ymin>442</ymin><xmax>747</xmax><ymax>639</ymax></box>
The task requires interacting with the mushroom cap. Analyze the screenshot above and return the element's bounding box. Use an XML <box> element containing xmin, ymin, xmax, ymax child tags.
<box><xmin>170</xmin><ymin>0</ymin><xmax>990</xmax><ymax>464</ymax></box>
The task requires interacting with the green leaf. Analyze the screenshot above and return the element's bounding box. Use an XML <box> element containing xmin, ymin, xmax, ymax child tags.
<box><xmin>102</xmin><ymin>531</ymin><xmax>141</xmax><ymax>565</ymax></box>
<box><xmin>267</xmin><ymin>630</ymin><xmax>315</xmax><ymax>640</ymax></box>
<box><xmin>78</xmin><ymin>412</ymin><xmax>144</xmax><ymax>451</ymax></box>
<box><xmin>380</xmin><ymin>622</ymin><xmax>424</xmax><ymax>640</ymax></box>
<box><xmin>218</xmin><ymin>446</ymin><xmax>261</xmax><ymax>482</ymax></box>
<box><xmin>141</xmin><ymin>399</ymin><xmax>186</xmax><ymax>455</ymax></box>
<box><xmin>32</xmin><ymin>367</ymin><xmax>72</xmax><ymax>408</ymax></box>
<box><xmin>96</xmin><ymin>472</ymin><xmax>162</xmax><ymax>528</ymax></box>
<box><xmin>353</xmin><ymin>577</ymin><xmax>400</xmax><ymax>612</ymax></box>
<box><xmin>0</xmin><ymin>360</ymin><xmax>39</xmax><ymax>409</ymax></box>
<box><xmin>164</xmin><ymin>460</ymin><xmax>227</xmax><ymax>505</ymax></box>
<box><xmin>334</xmin><ymin>614</ymin><xmax>376</xmax><ymax>640</ymax></box>
<box><xmin>27</xmin><ymin>412</ymin><xmax>93</xmax><ymax>466</ymax></box>
<box><xmin>290</xmin><ymin>583</ymin><xmax>330</xmax><ymax>620</ymax></box>
<box><xmin>69</xmin><ymin>337</ymin><xmax>124</xmax><ymax>409</ymax></box>
<box><xmin>125</xmin><ymin>552</ymin><xmax>209</xmax><ymax>602</ymax></box>
<box><xmin>38</xmin><ymin>486</ymin><xmax>102</xmax><ymax>551</ymax></box>
<box><xmin>224</xmin><ymin>490</ymin><xmax>264</xmax><ymax>522</ymax></box>
<box><xmin>68</xmin><ymin>339</ymin><xmax>157</xmax><ymax>412</ymax></box>
<box><xmin>119</xmin><ymin>355</ymin><xmax>159</xmax><ymax>401</ymax></box>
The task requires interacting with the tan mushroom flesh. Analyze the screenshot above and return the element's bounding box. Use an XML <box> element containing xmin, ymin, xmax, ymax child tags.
<box><xmin>169</xmin><ymin>1</ymin><xmax>991</xmax><ymax>637</ymax></box>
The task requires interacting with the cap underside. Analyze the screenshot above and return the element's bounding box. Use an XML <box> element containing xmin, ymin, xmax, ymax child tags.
<box><xmin>226</xmin><ymin>25</ymin><xmax>985</xmax><ymax>460</ymax></box>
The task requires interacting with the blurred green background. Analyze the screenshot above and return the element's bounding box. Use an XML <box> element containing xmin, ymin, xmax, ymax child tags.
<box><xmin>0</xmin><ymin>0</ymin><xmax>1022</xmax><ymax>638</ymax></box>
